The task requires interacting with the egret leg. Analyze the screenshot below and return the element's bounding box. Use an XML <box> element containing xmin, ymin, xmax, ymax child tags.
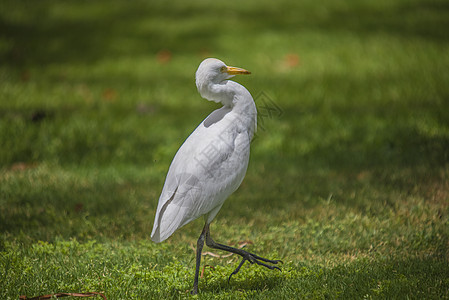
<box><xmin>191</xmin><ymin>224</ymin><xmax>207</xmax><ymax>295</ymax></box>
<box><xmin>203</xmin><ymin>223</ymin><xmax>282</xmax><ymax>282</ymax></box>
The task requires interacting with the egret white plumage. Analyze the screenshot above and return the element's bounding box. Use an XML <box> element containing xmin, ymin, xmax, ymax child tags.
<box><xmin>151</xmin><ymin>58</ymin><xmax>281</xmax><ymax>294</ymax></box>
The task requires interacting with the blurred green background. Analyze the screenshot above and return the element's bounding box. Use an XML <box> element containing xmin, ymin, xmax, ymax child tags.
<box><xmin>1</xmin><ymin>0</ymin><xmax>448</xmax><ymax>298</ymax></box>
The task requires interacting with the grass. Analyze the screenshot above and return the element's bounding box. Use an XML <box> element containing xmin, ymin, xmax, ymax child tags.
<box><xmin>1</xmin><ymin>0</ymin><xmax>449</xmax><ymax>298</ymax></box>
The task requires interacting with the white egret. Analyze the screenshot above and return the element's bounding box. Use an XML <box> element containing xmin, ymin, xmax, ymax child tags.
<box><xmin>151</xmin><ymin>58</ymin><xmax>281</xmax><ymax>294</ymax></box>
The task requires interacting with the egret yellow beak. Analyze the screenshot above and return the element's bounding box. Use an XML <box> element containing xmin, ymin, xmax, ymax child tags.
<box><xmin>226</xmin><ymin>66</ymin><xmax>251</xmax><ymax>75</ymax></box>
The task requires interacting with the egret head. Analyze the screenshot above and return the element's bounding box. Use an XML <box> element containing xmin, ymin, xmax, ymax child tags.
<box><xmin>195</xmin><ymin>58</ymin><xmax>251</xmax><ymax>104</ymax></box>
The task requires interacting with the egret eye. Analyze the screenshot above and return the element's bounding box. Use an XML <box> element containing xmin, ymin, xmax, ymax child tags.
<box><xmin>220</xmin><ymin>66</ymin><xmax>227</xmax><ymax>73</ymax></box>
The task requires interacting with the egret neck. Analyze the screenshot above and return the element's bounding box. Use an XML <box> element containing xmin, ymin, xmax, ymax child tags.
<box><xmin>197</xmin><ymin>78</ymin><xmax>257</xmax><ymax>140</ymax></box>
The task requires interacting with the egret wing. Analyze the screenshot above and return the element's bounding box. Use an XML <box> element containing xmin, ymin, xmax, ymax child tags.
<box><xmin>151</xmin><ymin>113</ymin><xmax>251</xmax><ymax>243</ymax></box>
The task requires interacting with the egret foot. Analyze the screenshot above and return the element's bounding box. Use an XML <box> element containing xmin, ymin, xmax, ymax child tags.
<box><xmin>192</xmin><ymin>223</ymin><xmax>282</xmax><ymax>294</ymax></box>
<box><xmin>203</xmin><ymin>223</ymin><xmax>282</xmax><ymax>281</ymax></box>
<box><xmin>228</xmin><ymin>254</ymin><xmax>282</xmax><ymax>283</ymax></box>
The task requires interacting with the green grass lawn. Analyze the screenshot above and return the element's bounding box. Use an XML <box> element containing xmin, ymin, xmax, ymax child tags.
<box><xmin>1</xmin><ymin>0</ymin><xmax>449</xmax><ymax>298</ymax></box>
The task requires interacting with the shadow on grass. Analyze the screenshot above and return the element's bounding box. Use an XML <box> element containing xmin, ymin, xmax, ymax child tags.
<box><xmin>288</xmin><ymin>256</ymin><xmax>449</xmax><ymax>298</ymax></box>
<box><xmin>0</xmin><ymin>176</ymin><xmax>155</xmax><ymax>243</ymax></box>
<box><xmin>0</xmin><ymin>1</ymin><xmax>218</xmax><ymax>67</ymax></box>
<box><xmin>171</xmin><ymin>256</ymin><xmax>448</xmax><ymax>298</ymax></box>
<box><xmin>312</xmin><ymin>1</ymin><xmax>449</xmax><ymax>41</ymax></box>
<box><xmin>198</xmin><ymin>271</ymin><xmax>283</xmax><ymax>295</ymax></box>
<box><xmin>1</xmin><ymin>0</ymin><xmax>448</xmax><ymax>68</ymax></box>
